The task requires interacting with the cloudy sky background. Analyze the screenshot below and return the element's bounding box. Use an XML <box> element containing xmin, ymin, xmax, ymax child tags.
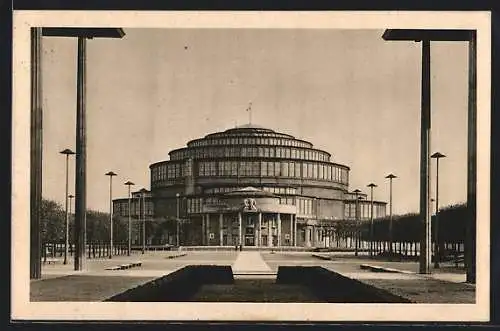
<box><xmin>40</xmin><ymin>28</ymin><xmax>469</xmax><ymax>214</ymax></box>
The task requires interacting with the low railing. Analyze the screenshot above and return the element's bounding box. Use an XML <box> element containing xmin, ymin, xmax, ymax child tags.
<box><xmin>180</xmin><ymin>245</ymin><xmax>311</xmax><ymax>252</ymax></box>
<box><xmin>41</xmin><ymin>240</ymin><xmax>465</xmax><ymax>263</ymax></box>
<box><xmin>41</xmin><ymin>241</ymin><xmax>135</xmax><ymax>262</ymax></box>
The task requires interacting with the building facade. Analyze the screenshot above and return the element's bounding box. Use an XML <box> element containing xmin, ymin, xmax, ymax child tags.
<box><xmin>113</xmin><ymin>124</ymin><xmax>386</xmax><ymax>248</ymax></box>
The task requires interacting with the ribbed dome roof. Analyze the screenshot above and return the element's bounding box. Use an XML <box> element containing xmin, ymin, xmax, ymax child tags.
<box><xmin>204</xmin><ymin>124</ymin><xmax>293</xmax><ymax>139</ymax></box>
<box><xmin>234</xmin><ymin>123</ymin><xmax>268</xmax><ymax>129</ymax></box>
<box><xmin>181</xmin><ymin>124</ymin><xmax>318</xmax><ymax>151</ymax></box>
<box><xmin>224</xmin><ymin>186</ymin><xmax>276</xmax><ymax>197</ymax></box>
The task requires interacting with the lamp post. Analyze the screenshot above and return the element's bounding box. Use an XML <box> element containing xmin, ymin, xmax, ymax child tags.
<box><xmin>430</xmin><ymin>197</ymin><xmax>435</xmax><ymax>259</ymax></box>
<box><xmin>68</xmin><ymin>194</ymin><xmax>74</xmax><ymax>255</ymax></box>
<box><xmin>124</xmin><ymin>181</ymin><xmax>135</xmax><ymax>256</ymax></box>
<box><xmin>352</xmin><ymin>189</ymin><xmax>361</xmax><ymax>256</ymax></box>
<box><xmin>105</xmin><ymin>171</ymin><xmax>117</xmax><ymax>258</ymax></box>
<box><xmin>385</xmin><ymin>174</ymin><xmax>397</xmax><ymax>258</ymax></box>
<box><xmin>60</xmin><ymin>149</ymin><xmax>75</xmax><ymax>265</ymax></box>
<box><xmin>367</xmin><ymin>183</ymin><xmax>377</xmax><ymax>258</ymax></box>
<box><xmin>431</xmin><ymin>152</ymin><xmax>446</xmax><ymax>268</ymax></box>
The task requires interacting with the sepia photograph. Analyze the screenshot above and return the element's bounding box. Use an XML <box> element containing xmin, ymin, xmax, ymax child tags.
<box><xmin>11</xmin><ymin>11</ymin><xmax>491</xmax><ymax>321</ymax></box>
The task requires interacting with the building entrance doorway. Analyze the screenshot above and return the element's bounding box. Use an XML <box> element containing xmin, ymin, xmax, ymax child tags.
<box><xmin>245</xmin><ymin>235</ymin><xmax>255</xmax><ymax>246</ymax></box>
<box><xmin>244</xmin><ymin>225</ymin><xmax>254</xmax><ymax>246</ymax></box>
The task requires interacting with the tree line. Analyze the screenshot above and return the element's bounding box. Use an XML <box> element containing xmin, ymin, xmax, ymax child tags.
<box><xmin>317</xmin><ymin>203</ymin><xmax>468</xmax><ymax>244</ymax></box>
<box><xmin>358</xmin><ymin>203</ymin><xmax>467</xmax><ymax>243</ymax></box>
<box><xmin>41</xmin><ymin>198</ymin><xmax>177</xmax><ymax>244</ymax></box>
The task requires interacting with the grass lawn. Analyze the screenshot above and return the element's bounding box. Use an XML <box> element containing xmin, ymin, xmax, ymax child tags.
<box><xmin>30</xmin><ymin>275</ymin><xmax>155</xmax><ymax>301</ymax></box>
<box><xmin>361</xmin><ymin>278</ymin><xmax>475</xmax><ymax>303</ymax></box>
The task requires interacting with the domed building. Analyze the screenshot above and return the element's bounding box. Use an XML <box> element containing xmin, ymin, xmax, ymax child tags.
<box><xmin>113</xmin><ymin>124</ymin><xmax>387</xmax><ymax>248</ymax></box>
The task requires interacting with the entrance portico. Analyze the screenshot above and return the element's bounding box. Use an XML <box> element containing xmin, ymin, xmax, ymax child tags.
<box><xmin>197</xmin><ymin>187</ymin><xmax>297</xmax><ymax>247</ymax></box>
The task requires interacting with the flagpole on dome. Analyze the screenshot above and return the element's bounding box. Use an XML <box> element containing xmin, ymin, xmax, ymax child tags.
<box><xmin>246</xmin><ymin>102</ymin><xmax>253</xmax><ymax>125</ymax></box>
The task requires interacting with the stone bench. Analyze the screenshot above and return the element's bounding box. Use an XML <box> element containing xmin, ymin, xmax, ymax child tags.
<box><xmin>105</xmin><ymin>262</ymin><xmax>142</xmax><ymax>271</ymax></box>
<box><xmin>359</xmin><ymin>264</ymin><xmax>414</xmax><ymax>274</ymax></box>
<box><xmin>311</xmin><ymin>253</ymin><xmax>333</xmax><ymax>260</ymax></box>
<box><xmin>454</xmin><ymin>254</ymin><xmax>465</xmax><ymax>267</ymax></box>
<box><xmin>165</xmin><ymin>253</ymin><xmax>187</xmax><ymax>259</ymax></box>
<box><xmin>43</xmin><ymin>258</ymin><xmax>58</xmax><ymax>265</ymax></box>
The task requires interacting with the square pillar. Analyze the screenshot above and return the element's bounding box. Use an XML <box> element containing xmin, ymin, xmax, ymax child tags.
<box><xmin>74</xmin><ymin>36</ymin><xmax>88</xmax><ymax>271</ymax></box>
<box><xmin>289</xmin><ymin>214</ymin><xmax>293</xmax><ymax>246</ymax></box>
<box><xmin>465</xmin><ymin>31</ymin><xmax>476</xmax><ymax>284</ymax></box>
<box><xmin>419</xmin><ymin>39</ymin><xmax>432</xmax><ymax>274</ymax></box>
<box><xmin>30</xmin><ymin>27</ymin><xmax>43</xmax><ymax>279</ymax></box>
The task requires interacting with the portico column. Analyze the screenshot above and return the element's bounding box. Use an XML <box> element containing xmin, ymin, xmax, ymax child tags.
<box><xmin>206</xmin><ymin>214</ymin><xmax>211</xmax><ymax>246</ymax></box>
<box><xmin>238</xmin><ymin>212</ymin><xmax>242</xmax><ymax>246</ymax></box>
<box><xmin>258</xmin><ymin>213</ymin><xmax>262</xmax><ymax>247</ymax></box>
<box><xmin>277</xmin><ymin>213</ymin><xmax>282</xmax><ymax>247</ymax></box>
<box><xmin>311</xmin><ymin>226</ymin><xmax>316</xmax><ymax>247</ymax></box>
<box><xmin>201</xmin><ymin>214</ymin><xmax>205</xmax><ymax>245</ymax></box>
<box><xmin>293</xmin><ymin>215</ymin><xmax>297</xmax><ymax>246</ymax></box>
<box><xmin>305</xmin><ymin>226</ymin><xmax>311</xmax><ymax>247</ymax></box>
<box><xmin>219</xmin><ymin>213</ymin><xmax>224</xmax><ymax>246</ymax></box>
<box><xmin>267</xmin><ymin>217</ymin><xmax>272</xmax><ymax>247</ymax></box>
<box><xmin>289</xmin><ymin>215</ymin><xmax>293</xmax><ymax>246</ymax></box>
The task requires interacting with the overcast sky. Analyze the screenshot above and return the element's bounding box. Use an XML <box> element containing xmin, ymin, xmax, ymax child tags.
<box><xmin>40</xmin><ymin>28</ymin><xmax>469</xmax><ymax>214</ymax></box>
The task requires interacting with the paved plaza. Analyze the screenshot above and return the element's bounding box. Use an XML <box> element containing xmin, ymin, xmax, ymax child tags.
<box><xmin>261</xmin><ymin>252</ymin><xmax>475</xmax><ymax>303</ymax></box>
<box><xmin>30</xmin><ymin>251</ymin><xmax>474</xmax><ymax>303</ymax></box>
<box><xmin>232</xmin><ymin>251</ymin><xmax>273</xmax><ymax>275</ymax></box>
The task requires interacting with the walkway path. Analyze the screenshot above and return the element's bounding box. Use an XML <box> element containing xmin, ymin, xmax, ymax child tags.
<box><xmin>232</xmin><ymin>252</ymin><xmax>272</xmax><ymax>274</ymax></box>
